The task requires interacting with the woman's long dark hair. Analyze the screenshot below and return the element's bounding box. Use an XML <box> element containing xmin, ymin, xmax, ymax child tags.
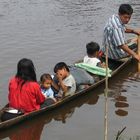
<box><xmin>16</xmin><ymin>58</ymin><xmax>37</xmax><ymax>87</ymax></box>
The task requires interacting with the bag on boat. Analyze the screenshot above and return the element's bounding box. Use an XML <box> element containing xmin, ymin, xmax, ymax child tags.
<box><xmin>75</xmin><ymin>63</ymin><xmax>112</xmax><ymax>77</ymax></box>
<box><xmin>1</xmin><ymin>107</ymin><xmax>24</xmax><ymax>121</ymax></box>
<box><xmin>68</xmin><ymin>65</ymin><xmax>95</xmax><ymax>88</ymax></box>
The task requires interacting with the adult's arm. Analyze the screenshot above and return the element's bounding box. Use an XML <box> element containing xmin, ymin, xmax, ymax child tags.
<box><xmin>120</xmin><ymin>44</ymin><xmax>140</xmax><ymax>62</ymax></box>
<box><xmin>125</xmin><ymin>27</ymin><xmax>140</xmax><ymax>35</ymax></box>
<box><xmin>34</xmin><ymin>83</ymin><xmax>45</xmax><ymax>104</ymax></box>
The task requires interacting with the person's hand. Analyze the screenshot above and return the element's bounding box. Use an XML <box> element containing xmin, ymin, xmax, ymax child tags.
<box><xmin>101</xmin><ymin>62</ymin><xmax>106</xmax><ymax>68</ymax></box>
<box><xmin>56</xmin><ymin>73</ymin><xmax>63</xmax><ymax>82</ymax></box>
<box><xmin>133</xmin><ymin>29</ymin><xmax>140</xmax><ymax>35</ymax></box>
<box><xmin>133</xmin><ymin>54</ymin><xmax>140</xmax><ymax>62</ymax></box>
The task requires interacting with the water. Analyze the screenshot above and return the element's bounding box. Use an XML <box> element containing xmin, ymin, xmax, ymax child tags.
<box><xmin>0</xmin><ymin>0</ymin><xmax>140</xmax><ymax>139</ymax></box>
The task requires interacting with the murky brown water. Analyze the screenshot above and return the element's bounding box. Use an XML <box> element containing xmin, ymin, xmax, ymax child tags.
<box><xmin>0</xmin><ymin>0</ymin><xmax>140</xmax><ymax>139</ymax></box>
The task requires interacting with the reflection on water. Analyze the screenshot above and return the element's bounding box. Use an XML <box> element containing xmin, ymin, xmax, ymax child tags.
<box><xmin>115</xmin><ymin>109</ymin><xmax>128</xmax><ymax>117</ymax></box>
<box><xmin>8</xmin><ymin>121</ymin><xmax>45</xmax><ymax>140</ymax></box>
<box><xmin>114</xmin><ymin>96</ymin><xmax>129</xmax><ymax>117</ymax></box>
<box><xmin>115</xmin><ymin>95</ymin><xmax>129</xmax><ymax>117</ymax></box>
<box><xmin>0</xmin><ymin>113</ymin><xmax>52</xmax><ymax>140</ymax></box>
<box><xmin>54</xmin><ymin>93</ymin><xmax>99</xmax><ymax>124</ymax></box>
<box><xmin>0</xmin><ymin>91</ymin><xmax>99</xmax><ymax>140</ymax></box>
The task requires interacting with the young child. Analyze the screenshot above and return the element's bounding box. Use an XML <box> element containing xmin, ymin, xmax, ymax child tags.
<box><xmin>40</xmin><ymin>73</ymin><xmax>56</xmax><ymax>102</ymax></box>
<box><xmin>53</xmin><ymin>62</ymin><xmax>76</xmax><ymax>97</ymax></box>
<box><xmin>84</xmin><ymin>42</ymin><xmax>105</xmax><ymax>67</ymax></box>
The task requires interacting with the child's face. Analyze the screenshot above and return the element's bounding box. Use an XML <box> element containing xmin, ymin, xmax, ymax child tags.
<box><xmin>42</xmin><ymin>79</ymin><xmax>52</xmax><ymax>89</ymax></box>
<box><xmin>56</xmin><ymin>68</ymin><xmax>67</xmax><ymax>80</ymax></box>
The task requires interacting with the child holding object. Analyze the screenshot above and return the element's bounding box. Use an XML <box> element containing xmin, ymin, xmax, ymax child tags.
<box><xmin>53</xmin><ymin>62</ymin><xmax>76</xmax><ymax>97</ymax></box>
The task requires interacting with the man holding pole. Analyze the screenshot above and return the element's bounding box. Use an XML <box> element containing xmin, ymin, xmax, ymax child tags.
<box><xmin>101</xmin><ymin>4</ymin><xmax>140</xmax><ymax>62</ymax></box>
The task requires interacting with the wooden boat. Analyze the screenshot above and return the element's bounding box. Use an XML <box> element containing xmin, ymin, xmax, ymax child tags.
<box><xmin>0</xmin><ymin>56</ymin><xmax>133</xmax><ymax>130</ymax></box>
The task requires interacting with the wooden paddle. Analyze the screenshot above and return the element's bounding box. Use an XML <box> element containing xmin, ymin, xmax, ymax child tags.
<box><xmin>138</xmin><ymin>35</ymin><xmax>140</xmax><ymax>71</ymax></box>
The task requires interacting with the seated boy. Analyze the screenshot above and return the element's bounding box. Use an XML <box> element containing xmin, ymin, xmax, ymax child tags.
<box><xmin>53</xmin><ymin>62</ymin><xmax>76</xmax><ymax>97</ymax></box>
<box><xmin>84</xmin><ymin>41</ymin><xmax>105</xmax><ymax>67</ymax></box>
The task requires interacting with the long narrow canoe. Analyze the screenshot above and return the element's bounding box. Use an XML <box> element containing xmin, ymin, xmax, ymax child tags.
<box><xmin>0</xmin><ymin>56</ymin><xmax>133</xmax><ymax>130</ymax></box>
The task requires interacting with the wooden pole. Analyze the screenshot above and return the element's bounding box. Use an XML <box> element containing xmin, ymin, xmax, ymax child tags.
<box><xmin>138</xmin><ymin>35</ymin><xmax>140</xmax><ymax>72</ymax></box>
<box><xmin>104</xmin><ymin>44</ymin><xmax>108</xmax><ymax>140</ymax></box>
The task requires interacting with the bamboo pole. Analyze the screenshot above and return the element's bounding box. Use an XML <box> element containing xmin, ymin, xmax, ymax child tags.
<box><xmin>104</xmin><ymin>44</ymin><xmax>108</xmax><ymax>140</ymax></box>
<box><xmin>138</xmin><ymin>35</ymin><xmax>140</xmax><ymax>72</ymax></box>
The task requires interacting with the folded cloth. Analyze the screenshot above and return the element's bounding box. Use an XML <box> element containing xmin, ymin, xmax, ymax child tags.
<box><xmin>4</xmin><ymin>107</ymin><xmax>24</xmax><ymax>114</ymax></box>
<box><xmin>1</xmin><ymin>107</ymin><xmax>24</xmax><ymax>121</ymax></box>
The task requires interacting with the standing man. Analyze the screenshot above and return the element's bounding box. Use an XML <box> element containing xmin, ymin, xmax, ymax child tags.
<box><xmin>101</xmin><ymin>4</ymin><xmax>140</xmax><ymax>61</ymax></box>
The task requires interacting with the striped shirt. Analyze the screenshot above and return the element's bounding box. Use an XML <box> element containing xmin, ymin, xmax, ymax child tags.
<box><xmin>102</xmin><ymin>14</ymin><xmax>128</xmax><ymax>59</ymax></box>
